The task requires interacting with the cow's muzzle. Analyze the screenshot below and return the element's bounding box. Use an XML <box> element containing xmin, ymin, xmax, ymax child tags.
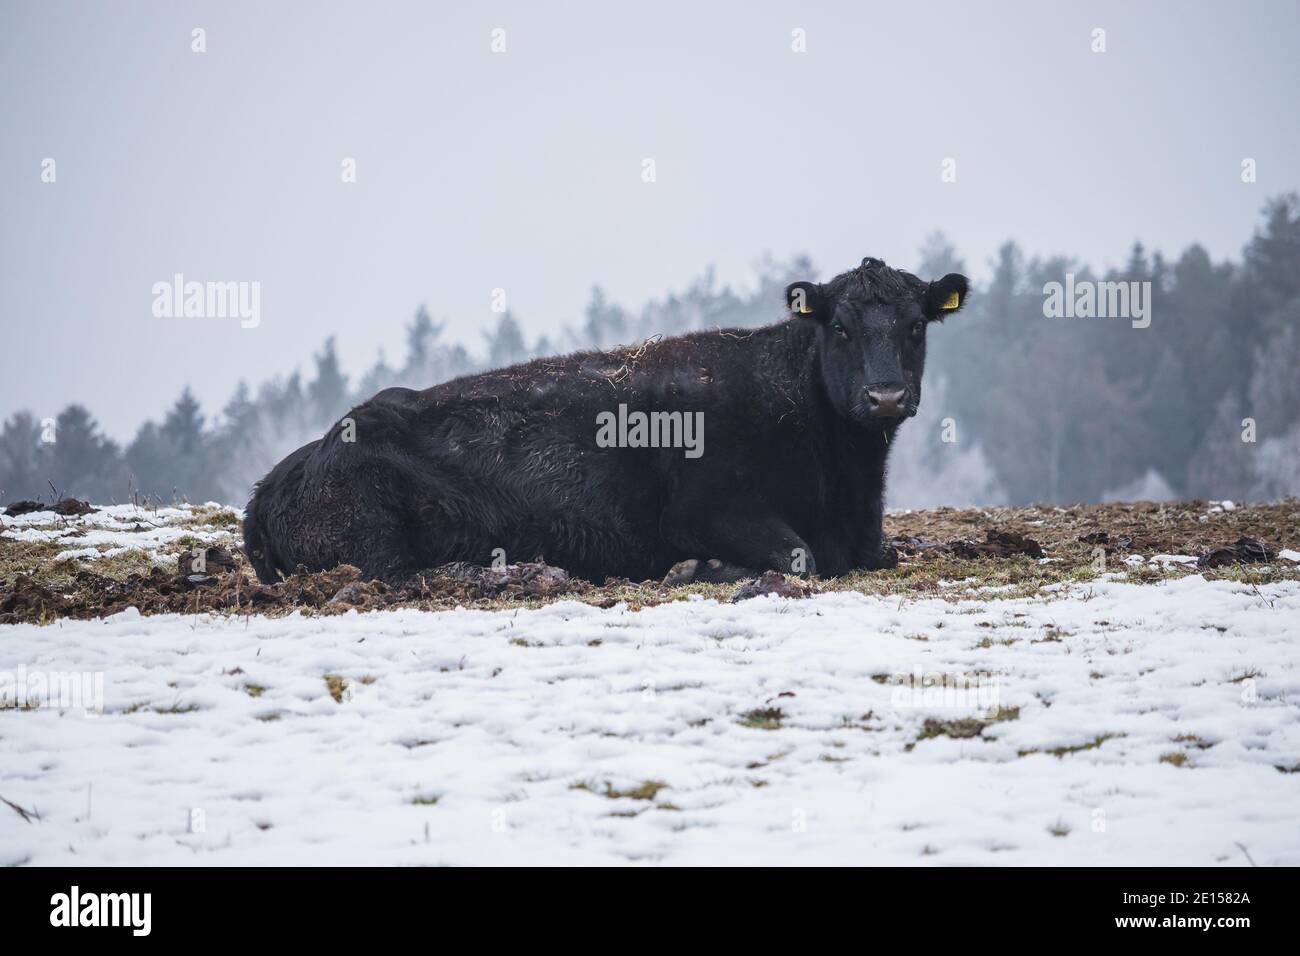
<box><xmin>864</xmin><ymin>385</ymin><xmax>911</xmax><ymax>418</ymax></box>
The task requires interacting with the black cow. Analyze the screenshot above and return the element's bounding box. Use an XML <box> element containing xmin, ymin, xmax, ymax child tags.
<box><xmin>242</xmin><ymin>257</ymin><xmax>968</xmax><ymax>585</ymax></box>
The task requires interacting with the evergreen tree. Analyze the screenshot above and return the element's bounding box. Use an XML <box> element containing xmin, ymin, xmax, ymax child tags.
<box><xmin>484</xmin><ymin>312</ymin><xmax>529</xmax><ymax>369</ymax></box>
<box><xmin>917</xmin><ymin>231</ymin><xmax>966</xmax><ymax>279</ymax></box>
<box><xmin>49</xmin><ymin>405</ymin><xmax>126</xmax><ymax>501</ymax></box>
<box><xmin>581</xmin><ymin>286</ymin><xmax>628</xmax><ymax>349</ymax></box>
<box><xmin>4</xmin><ymin>199</ymin><xmax>1299</xmax><ymax>508</ymax></box>
<box><xmin>307</xmin><ymin>337</ymin><xmax>350</xmax><ymax>427</ymax></box>
<box><xmin>1242</xmin><ymin>193</ymin><xmax>1300</xmax><ymax>324</ymax></box>
<box><xmin>0</xmin><ymin>412</ymin><xmax>49</xmax><ymax>501</ymax></box>
<box><xmin>406</xmin><ymin>305</ymin><xmax>437</xmax><ymax>370</ymax></box>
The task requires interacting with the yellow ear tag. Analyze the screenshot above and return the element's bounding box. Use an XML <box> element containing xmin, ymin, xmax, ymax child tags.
<box><xmin>940</xmin><ymin>291</ymin><xmax>961</xmax><ymax>310</ymax></box>
<box><xmin>798</xmin><ymin>304</ymin><xmax>813</xmax><ymax>314</ymax></box>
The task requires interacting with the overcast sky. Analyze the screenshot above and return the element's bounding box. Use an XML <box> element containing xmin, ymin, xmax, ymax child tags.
<box><xmin>3</xmin><ymin>0</ymin><xmax>1298</xmax><ymax>440</ymax></box>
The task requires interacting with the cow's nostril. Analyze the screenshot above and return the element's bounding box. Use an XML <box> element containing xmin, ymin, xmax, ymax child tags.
<box><xmin>866</xmin><ymin>388</ymin><xmax>907</xmax><ymax>415</ymax></box>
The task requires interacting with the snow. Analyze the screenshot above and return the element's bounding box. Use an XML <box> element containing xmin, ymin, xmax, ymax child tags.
<box><xmin>2</xmin><ymin>503</ymin><xmax>239</xmax><ymax>561</ymax></box>
<box><xmin>3</xmin><ymin>575</ymin><xmax>1297</xmax><ymax>866</ymax></box>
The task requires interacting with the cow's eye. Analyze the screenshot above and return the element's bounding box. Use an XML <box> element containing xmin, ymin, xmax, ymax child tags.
<box><xmin>831</xmin><ymin>322</ymin><xmax>849</xmax><ymax>339</ymax></box>
<box><xmin>911</xmin><ymin>321</ymin><xmax>925</xmax><ymax>339</ymax></box>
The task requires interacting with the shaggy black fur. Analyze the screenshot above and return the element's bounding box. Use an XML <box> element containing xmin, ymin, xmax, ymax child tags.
<box><xmin>243</xmin><ymin>257</ymin><xmax>968</xmax><ymax>584</ymax></box>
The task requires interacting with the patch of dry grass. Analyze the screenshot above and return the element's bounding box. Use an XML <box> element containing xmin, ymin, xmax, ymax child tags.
<box><xmin>570</xmin><ymin>779</ymin><xmax>668</xmax><ymax>801</ymax></box>
<box><xmin>1018</xmin><ymin>733</ymin><xmax>1121</xmax><ymax>759</ymax></box>
<box><xmin>324</xmin><ymin>674</ymin><xmax>348</xmax><ymax>703</ymax></box>
<box><xmin>6</xmin><ymin>499</ymin><xmax>1298</xmax><ymax>622</ymax></box>
<box><xmin>738</xmin><ymin>707</ymin><xmax>785</xmax><ymax>730</ymax></box>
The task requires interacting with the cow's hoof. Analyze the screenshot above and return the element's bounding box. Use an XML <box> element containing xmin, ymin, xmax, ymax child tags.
<box><xmin>663</xmin><ymin>559</ymin><xmax>701</xmax><ymax>587</ymax></box>
<box><xmin>664</xmin><ymin>558</ymin><xmax>759</xmax><ymax>586</ymax></box>
<box><xmin>695</xmin><ymin>559</ymin><xmax>759</xmax><ymax>584</ymax></box>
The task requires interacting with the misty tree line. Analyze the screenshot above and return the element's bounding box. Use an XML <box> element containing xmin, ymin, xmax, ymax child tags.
<box><xmin>2</xmin><ymin>195</ymin><xmax>1297</xmax><ymax>511</ymax></box>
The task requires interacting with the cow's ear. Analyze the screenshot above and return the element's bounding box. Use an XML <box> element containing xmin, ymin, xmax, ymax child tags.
<box><xmin>786</xmin><ymin>281</ymin><xmax>826</xmax><ymax>321</ymax></box>
<box><xmin>924</xmin><ymin>273</ymin><xmax>969</xmax><ymax>320</ymax></box>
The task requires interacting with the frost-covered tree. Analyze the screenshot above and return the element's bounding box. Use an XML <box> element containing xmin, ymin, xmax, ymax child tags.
<box><xmin>1186</xmin><ymin>392</ymin><xmax>1256</xmax><ymax>501</ymax></box>
<box><xmin>885</xmin><ymin>376</ymin><xmax>1007</xmax><ymax>510</ymax></box>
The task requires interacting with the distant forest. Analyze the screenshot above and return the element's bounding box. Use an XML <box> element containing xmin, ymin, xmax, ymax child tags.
<box><xmin>3</xmin><ymin>195</ymin><xmax>1298</xmax><ymax>511</ymax></box>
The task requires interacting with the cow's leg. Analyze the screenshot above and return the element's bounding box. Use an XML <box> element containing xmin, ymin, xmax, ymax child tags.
<box><xmin>662</xmin><ymin>509</ymin><xmax>815</xmax><ymax>583</ymax></box>
<box><xmin>849</xmin><ymin>493</ymin><xmax>898</xmax><ymax>570</ymax></box>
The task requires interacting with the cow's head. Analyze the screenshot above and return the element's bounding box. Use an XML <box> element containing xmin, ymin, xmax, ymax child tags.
<box><xmin>786</xmin><ymin>257</ymin><xmax>968</xmax><ymax>427</ymax></box>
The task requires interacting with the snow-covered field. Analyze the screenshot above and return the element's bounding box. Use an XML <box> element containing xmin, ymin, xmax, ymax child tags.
<box><xmin>3</xmin><ymin>549</ymin><xmax>1298</xmax><ymax>864</ymax></box>
<box><xmin>1</xmin><ymin>502</ymin><xmax>239</xmax><ymax>564</ymax></box>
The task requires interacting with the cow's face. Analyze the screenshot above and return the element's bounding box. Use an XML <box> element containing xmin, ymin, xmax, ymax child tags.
<box><xmin>786</xmin><ymin>258</ymin><xmax>968</xmax><ymax>427</ymax></box>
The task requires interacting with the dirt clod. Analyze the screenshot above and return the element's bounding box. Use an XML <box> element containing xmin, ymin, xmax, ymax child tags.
<box><xmin>0</xmin><ymin>575</ymin><xmax>67</xmax><ymax>620</ymax></box>
<box><xmin>3</xmin><ymin>497</ymin><xmax>96</xmax><ymax>517</ymax></box>
<box><xmin>952</xmin><ymin>530</ymin><xmax>1045</xmax><ymax>560</ymax></box>
<box><xmin>175</xmin><ymin>546</ymin><xmax>239</xmax><ymax>576</ymax></box>
<box><xmin>731</xmin><ymin>570</ymin><xmax>815</xmax><ymax>602</ymax></box>
<box><xmin>417</xmin><ymin>561</ymin><xmax>584</xmax><ymax>600</ymax></box>
<box><xmin>1197</xmin><ymin>536</ymin><xmax>1274</xmax><ymax>569</ymax></box>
